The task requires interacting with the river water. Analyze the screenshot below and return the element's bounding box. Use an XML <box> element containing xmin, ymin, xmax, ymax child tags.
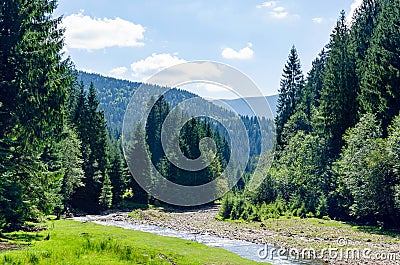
<box><xmin>72</xmin><ymin>215</ymin><xmax>322</xmax><ymax>265</ymax></box>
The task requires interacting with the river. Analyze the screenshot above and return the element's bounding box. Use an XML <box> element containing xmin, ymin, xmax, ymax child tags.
<box><xmin>72</xmin><ymin>214</ymin><xmax>322</xmax><ymax>265</ymax></box>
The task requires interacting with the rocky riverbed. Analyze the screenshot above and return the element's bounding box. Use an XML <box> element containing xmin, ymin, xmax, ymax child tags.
<box><xmin>92</xmin><ymin>206</ymin><xmax>400</xmax><ymax>265</ymax></box>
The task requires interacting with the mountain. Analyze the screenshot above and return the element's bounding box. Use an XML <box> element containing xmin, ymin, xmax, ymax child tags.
<box><xmin>77</xmin><ymin>71</ymin><xmax>276</xmax><ymax>159</ymax></box>
<box><xmin>77</xmin><ymin>71</ymin><xmax>198</xmax><ymax>134</ymax></box>
<box><xmin>211</xmin><ymin>95</ymin><xmax>279</xmax><ymax>118</ymax></box>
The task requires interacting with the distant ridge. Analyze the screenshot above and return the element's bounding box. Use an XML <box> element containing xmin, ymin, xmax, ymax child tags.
<box><xmin>211</xmin><ymin>95</ymin><xmax>278</xmax><ymax>118</ymax></box>
<box><xmin>77</xmin><ymin>71</ymin><xmax>278</xmax><ymax>134</ymax></box>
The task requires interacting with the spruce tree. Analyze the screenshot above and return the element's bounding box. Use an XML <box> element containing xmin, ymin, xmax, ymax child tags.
<box><xmin>0</xmin><ymin>0</ymin><xmax>73</xmax><ymax>226</ymax></box>
<box><xmin>71</xmin><ymin>83</ymin><xmax>111</xmax><ymax>213</ymax></box>
<box><xmin>275</xmin><ymin>46</ymin><xmax>304</xmax><ymax>147</ymax></box>
<box><xmin>350</xmin><ymin>0</ymin><xmax>382</xmax><ymax>75</ymax></box>
<box><xmin>108</xmin><ymin>141</ymin><xmax>126</xmax><ymax>207</ymax></box>
<box><xmin>302</xmin><ymin>49</ymin><xmax>327</xmax><ymax>121</ymax></box>
<box><xmin>359</xmin><ymin>0</ymin><xmax>400</xmax><ymax>133</ymax></box>
<box><xmin>125</xmin><ymin>124</ymin><xmax>151</xmax><ymax>204</ymax></box>
<box><xmin>318</xmin><ymin>11</ymin><xmax>358</xmax><ymax>158</ymax></box>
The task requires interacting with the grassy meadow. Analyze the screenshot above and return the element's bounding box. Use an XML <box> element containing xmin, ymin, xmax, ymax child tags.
<box><xmin>0</xmin><ymin>220</ymin><xmax>266</xmax><ymax>265</ymax></box>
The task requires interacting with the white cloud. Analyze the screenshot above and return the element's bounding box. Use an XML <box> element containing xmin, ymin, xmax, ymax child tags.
<box><xmin>273</xmin><ymin>6</ymin><xmax>285</xmax><ymax>12</ymax></box>
<box><xmin>312</xmin><ymin>17</ymin><xmax>324</xmax><ymax>24</ymax></box>
<box><xmin>221</xmin><ymin>43</ymin><xmax>254</xmax><ymax>60</ymax></box>
<box><xmin>78</xmin><ymin>68</ymin><xmax>95</xmax><ymax>74</ymax></box>
<box><xmin>130</xmin><ymin>53</ymin><xmax>186</xmax><ymax>81</ymax></box>
<box><xmin>270</xmin><ymin>10</ymin><xmax>288</xmax><ymax>19</ymax></box>
<box><xmin>256</xmin><ymin>1</ymin><xmax>277</xmax><ymax>8</ymax></box>
<box><xmin>347</xmin><ymin>0</ymin><xmax>363</xmax><ymax>24</ymax></box>
<box><xmin>257</xmin><ymin>1</ymin><xmax>289</xmax><ymax>19</ymax></box>
<box><xmin>109</xmin><ymin>67</ymin><xmax>128</xmax><ymax>79</ymax></box>
<box><xmin>63</xmin><ymin>12</ymin><xmax>145</xmax><ymax>50</ymax></box>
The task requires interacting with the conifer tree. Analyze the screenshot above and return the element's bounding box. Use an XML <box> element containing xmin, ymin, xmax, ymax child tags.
<box><xmin>318</xmin><ymin>11</ymin><xmax>358</xmax><ymax>158</ymax></box>
<box><xmin>275</xmin><ymin>46</ymin><xmax>304</xmax><ymax>147</ymax></box>
<box><xmin>108</xmin><ymin>141</ymin><xmax>126</xmax><ymax>207</ymax></box>
<box><xmin>71</xmin><ymin>82</ymin><xmax>111</xmax><ymax>213</ymax></box>
<box><xmin>0</xmin><ymin>0</ymin><xmax>73</xmax><ymax>226</ymax></box>
<box><xmin>359</xmin><ymin>0</ymin><xmax>400</xmax><ymax>133</ymax></box>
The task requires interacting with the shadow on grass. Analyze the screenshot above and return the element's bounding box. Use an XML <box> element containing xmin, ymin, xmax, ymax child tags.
<box><xmin>1</xmin><ymin>232</ymin><xmax>45</xmax><ymax>244</ymax></box>
<box><xmin>346</xmin><ymin>221</ymin><xmax>400</xmax><ymax>238</ymax></box>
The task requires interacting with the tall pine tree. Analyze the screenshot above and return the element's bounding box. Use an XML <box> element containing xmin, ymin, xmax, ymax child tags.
<box><xmin>0</xmin><ymin>0</ymin><xmax>73</xmax><ymax>228</ymax></box>
<box><xmin>71</xmin><ymin>83</ymin><xmax>112</xmax><ymax>213</ymax></box>
<box><xmin>318</xmin><ymin>11</ymin><xmax>358</xmax><ymax>158</ymax></box>
<box><xmin>359</xmin><ymin>0</ymin><xmax>400</xmax><ymax>133</ymax></box>
<box><xmin>275</xmin><ymin>46</ymin><xmax>304</xmax><ymax>147</ymax></box>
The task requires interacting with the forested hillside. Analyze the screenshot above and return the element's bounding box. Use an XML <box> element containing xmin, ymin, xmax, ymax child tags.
<box><xmin>78</xmin><ymin>72</ymin><xmax>198</xmax><ymax>135</ymax></box>
<box><xmin>0</xmin><ymin>0</ymin><xmax>275</xmax><ymax>229</ymax></box>
<box><xmin>3</xmin><ymin>0</ymin><xmax>399</xmax><ymax>233</ymax></box>
<box><xmin>221</xmin><ymin>1</ymin><xmax>400</xmax><ymax>228</ymax></box>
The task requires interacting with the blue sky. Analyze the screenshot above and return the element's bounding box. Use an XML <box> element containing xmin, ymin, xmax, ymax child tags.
<box><xmin>56</xmin><ymin>0</ymin><xmax>362</xmax><ymax>98</ymax></box>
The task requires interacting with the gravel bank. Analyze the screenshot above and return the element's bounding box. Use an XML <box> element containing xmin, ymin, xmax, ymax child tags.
<box><xmin>93</xmin><ymin>206</ymin><xmax>400</xmax><ymax>265</ymax></box>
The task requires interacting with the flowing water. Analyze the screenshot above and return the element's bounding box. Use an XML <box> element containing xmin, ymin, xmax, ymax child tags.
<box><xmin>72</xmin><ymin>215</ymin><xmax>322</xmax><ymax>265</ymax></box>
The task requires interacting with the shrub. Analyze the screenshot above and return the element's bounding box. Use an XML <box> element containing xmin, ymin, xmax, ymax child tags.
<box><xmin>219</xmin><ymin>193</ymin><xmax>235</xmax><ymax>219</ymax></box>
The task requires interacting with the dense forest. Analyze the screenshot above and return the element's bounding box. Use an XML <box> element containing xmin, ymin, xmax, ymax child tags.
<box><xmin>221</xmin><ymin>0</ymin><xmax>400</xmax><ymax>228</ymax></box>
<box><xmin>0</xmin><ymin>0</ymin><xmax>272</xmax><ymax>230</ymax></box>
<box><xmin>77</xmin><ymin>72</ymin><xmax>201</xmax><ymax>137</ymax></box>
<box><xmin>2</xmin><ymin>0</ymin><xmax>400</xmax><ymax>232</ymax></box>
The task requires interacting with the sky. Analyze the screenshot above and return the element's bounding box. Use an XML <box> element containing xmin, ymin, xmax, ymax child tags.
<box><xmin>55</xmin><ymin>0</ymin><xmax>362</xmax><ymax>99</ymax></box>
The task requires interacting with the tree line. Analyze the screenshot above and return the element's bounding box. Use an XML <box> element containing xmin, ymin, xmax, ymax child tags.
<box><xmin>1</xmin><ymin>0</ymin><xmax>270</xmax><ymax>230</ymax></box>
<box><xmin>221</xmin><ymin>0</ymin><xmax>400</xmax><ymax>228</ymax></box>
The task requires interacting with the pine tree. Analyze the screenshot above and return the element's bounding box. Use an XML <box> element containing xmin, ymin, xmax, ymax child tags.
<box><xmin>108</xmin><ymin>141</ymin><xmax>126</xmax><ymax>207</ymax></box>
<box><xmin>71</xmin><ymin>82</ymin><xmax>111</xmax><ymax>213</ymax></box>
<box><xmin>318</xmin><ymin>11</ymin><xmax>358</xmax><ymax>158</ymax></box>
<box><xmin>275</xmin><ymin>46</ymin><xmax>304</xmax><ymax>147</ymax></box>
<box><xmin>359</xmin><ymin>0</ymin><xmax>400</xmax><ymax>133</ymax></box>
<box><xmin>0</xmin><ymin>0</ymin><xmax>73</xmax><ymax>226</ymax></box>
<box><xmin>146</xmin><ymin>96</ymin><xmax>170</xmax><ymax>167</ymax></box>
<box><xmin>55</xmin><ymin>125</ymin><xmax>84</xmax><ymax>209</ymax></box>
<box><xmin>125</xmin><ymin>124</ymin><xmax>151</xmax><ymax>204</ymax></box>
<box><xmin>350</xmin><ymin>0</ymin><xmax>382</xmax><ymax>75</ymax></box>
<box><xmin>302</xmin><ymin>49</ymin><xmax>327</xmax><ymax>121</ymax></box>
<box><xmin>99</xmin><ymin>175</ymin><xmax>113</xmax><ymax>210</ymax></box>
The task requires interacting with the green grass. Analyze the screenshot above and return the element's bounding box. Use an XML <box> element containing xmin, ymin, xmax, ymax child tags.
<box><xmin>243</xmin><ymin>216</ymin><xmax>400</xmax><ymax>251</ymax></box>
<box><xmin>0</xmin><ymin>220</ymin><xmax>266</xmax><ymax>265</ymax></box>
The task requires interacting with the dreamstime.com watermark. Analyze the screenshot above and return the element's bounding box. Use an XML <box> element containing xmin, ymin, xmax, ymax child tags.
<box><xmin>257</xmin><ymin>237</ymin><xmax>400</xmax><ymax>262</ymax></box>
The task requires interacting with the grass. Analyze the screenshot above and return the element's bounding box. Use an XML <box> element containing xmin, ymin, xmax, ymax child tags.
<box><xmin>0</xmin><ymin>220</ymin><xmax>266</xmax><ymax>265</ymax></box>
<box><xmin>244</xmin><ymin>216</ymin><xmax>400</xmax><ymax>251</ymax></box>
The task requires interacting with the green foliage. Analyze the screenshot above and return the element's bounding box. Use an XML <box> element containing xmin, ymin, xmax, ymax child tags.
<box><xmin>359</xmin><ymin>0</ymin><xmax>400</xmax><ymax>132</ymax></box>
<box><xmin>108</xmin><ymin>141</ymin><xmax>127</xmax><ymax>207</ymax></box>
<box><xmin>318</xmin><ymin>10</ymin><xmax>359</xmax><ymax>158</ymax></box>
<box><xmin>0</xmin><ymin>0</ymin><xmax>74</xmax><ymax>227</ymax></box>
<box><xmin>275</xmin><ymin>45</ymin><xmax>305</xmax><ymax>147</ymax></box>
<box><xmin>99</xmin><ymin>176</ymin><xmax>113</xmax><ymax>210</ymax></box>
<box><xmin>316</xmin><ymin>194</ymin><xmax>329</xmax><ymax>218</ymax></box>
<box><xmin>54</xmin><ymin>125</ymin><xmax>84</xmax><ymax>208</ymax></box>
<box><xmin>70</xmin><ymin>83</ymin><xmax>113</xmax><ymax>213</ymax></box>
<box><xmin>334</xmin><ymin>113</ymin><xmax>400</xmax><ymax>226</ymax></box>
<box><xmin>78</xmin><ymin>72</ymin><xmax>198</xmax><ymax>136</ymax></box>
<box><xmin>124</xmin><ymin>124</ymin><xmax>152</xmax><ymax>204</ymax></box>
<box><xmin>301</xmin><ymin>49</ymin><xmax>327</xmax><ymax>119</ymax></box>
<box><xmin>143</xmin><ymin>96</ymin><xmax>231</xmax><ymax>199</ymax></box>
<box><xmin>219</xmin><ymin>193</ymin><xmax>235</xmax><ymax>219</ymax></box>
<box><xmin>228</xmin><ymin>4</ymin><xmax>400</xmax><ymax>228</ymax></box>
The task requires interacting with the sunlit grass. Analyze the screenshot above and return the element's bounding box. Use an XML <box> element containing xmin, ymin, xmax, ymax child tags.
<box><xmin>0</xmin><ymin>220</ymin><xmax>266</xmax><ymax>265</ymax></box>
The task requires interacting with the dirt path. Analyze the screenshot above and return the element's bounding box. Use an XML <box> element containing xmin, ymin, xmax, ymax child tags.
<box><xmin>97</xmin><ymin>206</ymin><xmax>400</xmax><ymax>265</ymax></box>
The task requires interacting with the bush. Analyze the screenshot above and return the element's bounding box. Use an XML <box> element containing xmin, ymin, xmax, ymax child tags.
<box><xmin>230</xmin><ymin>195</ymin><xmax>246</xmax><ymax>220</ymax></box>
<box><xmin>219</xmin><ymin>193</ymin><xmax>235</xmax><ymax>219</ymax></box>
<box><xmin>306</xmin><ymin>212</ymin><xmax>315</xmax><ymax>218</ymax></box>
<box><xmin>316</xmin><ymin>194</ymin><xmax>329</xmax><ymax>218</ymax></box>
